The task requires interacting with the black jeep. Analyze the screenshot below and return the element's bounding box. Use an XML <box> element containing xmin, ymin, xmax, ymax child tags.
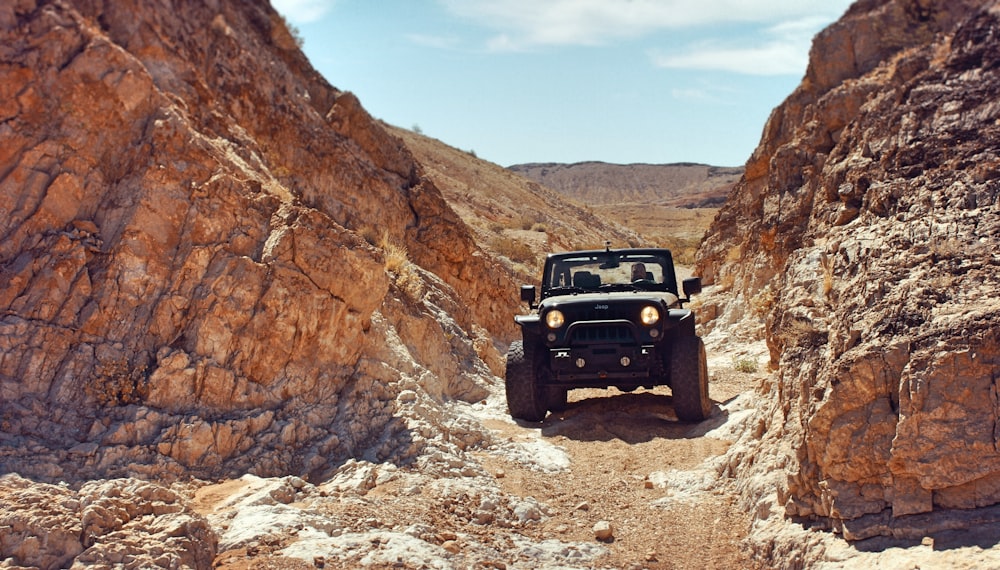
<box><xmin>505</xmin><ymin>245</ymin><xmax>710</xmax><ymax>422</ymax></box>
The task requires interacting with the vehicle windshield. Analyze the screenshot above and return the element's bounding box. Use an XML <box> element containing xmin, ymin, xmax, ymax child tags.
<box><xmin>543</xmin><ymin>251</ymin><xmax>677</xmax><ymax>294</ymax></box>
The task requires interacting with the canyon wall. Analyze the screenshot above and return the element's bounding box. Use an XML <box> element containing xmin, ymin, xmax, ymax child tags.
<box><xmin>0</xmin><ymin>0</ymin><xmax>518</xmax><ymax>482</ymax></box>
<box><xmin>698</xmin><ymin>0</ymin><xmax>1000</xmax><ymax>540</ymax></box>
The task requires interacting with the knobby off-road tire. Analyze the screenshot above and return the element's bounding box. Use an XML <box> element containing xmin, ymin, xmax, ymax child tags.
<box><xmin>670</xmin><ymin>336</ymin><xmax>711</xmax><ymax>422</ymax></box>
<box><xmin>505</xmin><ymin>340</ymin><xmax>548</xmax><ymax>422</ymax></box>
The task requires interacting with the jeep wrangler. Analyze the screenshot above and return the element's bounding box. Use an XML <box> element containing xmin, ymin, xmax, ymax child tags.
<box><xmin>505</xmin><ymin>245</ymin><xmax>710</xmax><ymax>422</ymax></box>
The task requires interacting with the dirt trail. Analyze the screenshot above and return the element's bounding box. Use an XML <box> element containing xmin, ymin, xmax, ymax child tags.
<box><xmin>481</xmin><ymin>383</ymin><xmax>756</xmax><ymax>569</ymax></box>
<box><xmin>198</xmin><ymin>332</ymin><xmax>767</xmax><ymax>569</ymax></box>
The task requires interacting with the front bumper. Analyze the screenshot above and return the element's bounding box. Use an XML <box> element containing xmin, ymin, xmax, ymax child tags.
<box><xmin>548</xmin><ymin>344</ymin><xmax>659</xmax><ymax>383</ymax></box>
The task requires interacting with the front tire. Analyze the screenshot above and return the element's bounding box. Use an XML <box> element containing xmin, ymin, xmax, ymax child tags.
<box><xmin>670</xmin><ymin>336</ymin><xmax>711</xmax><ymax>422</ymax></box>
<box><xmin>505</xmin><ymin>340</ymin><xmax>548</xmax><ymax>422</ymax></box>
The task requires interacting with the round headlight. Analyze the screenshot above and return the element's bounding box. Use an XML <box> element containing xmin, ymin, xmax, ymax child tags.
<box><xmin>545</xmin><ymin>310</ymin><xmax>565</xmax><ymax>329</ymax></box>
<box><xmin>640</xmin><ymin>306</ymin><xmax>660</xmax><ymax>326</ymax></box>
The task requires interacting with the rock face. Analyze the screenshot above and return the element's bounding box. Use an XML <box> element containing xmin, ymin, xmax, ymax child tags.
<box><xmin>0</xmin><ymin>0</ymin><xmax>519</xmax><ymax>483</ymax></box>
<box><xmin>698</xmin><ymin>0</ymin><xmax>1000</xmax><ymax>540</ymax></box>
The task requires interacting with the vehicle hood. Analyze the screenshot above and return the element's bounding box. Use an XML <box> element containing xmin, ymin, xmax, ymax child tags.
<box><xmin>539</xmin><ymin>290</ymin><xmax>679</xmax><ymax>309</ymax></box>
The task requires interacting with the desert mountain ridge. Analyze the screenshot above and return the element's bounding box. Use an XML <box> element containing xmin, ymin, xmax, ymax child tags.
<box><xmin>505</xmin><ymin>159</ymin><xmax>737</xmax><ymax>263</ymax></box>
<box><xmin>509</xmin><ymin>160</ymin><xmax>741</xmax><ymax>208</ymax></box>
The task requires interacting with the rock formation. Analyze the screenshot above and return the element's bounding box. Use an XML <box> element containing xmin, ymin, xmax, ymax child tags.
<box><xmin>697</xmin><ymin>0</ymin><xmax>1000</xmax><ymax>541</ymax></box>
<box><xmin>0</xmin><ymin>474</ymin><xmax>216</xmax><ymax>569</ymax></box>
<box><xmin>0</xmin><ymin>0</ymin><xmax>519</xmax><ymax>485</ymax></box>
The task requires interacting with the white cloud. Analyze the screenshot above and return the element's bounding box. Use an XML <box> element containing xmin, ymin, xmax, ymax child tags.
<box><xmin>439</xmin><ymin>0</ymin><xmax>852</xmax><ymax>50</ymax></box>
<box><xmin>654</xmin><ymin>41</ymin><xmax>806</xmax><ymax>75</ymax></box>
<box><xmin>651</xmin><ymin>15</ymin><xmax>830</xmax><ymax>76</ymax></box>
<box><xmin>272</xmin><ymin>0</ymin><xmax>335</xmax><ymax>24</ymax></box>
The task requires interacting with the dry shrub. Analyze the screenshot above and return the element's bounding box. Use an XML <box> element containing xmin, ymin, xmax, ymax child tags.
<box><xmin>377</xmin><ymin>231</ymin><xmax>409</xmax><ymax>274</ymax></box>
<box><xmin>930</xmin><ymin>236</ymin><xmax>967</xmax><ymax>261</ymax></box>
<box><xmin>731</xmin><ymin>355</ymin><xmax>759</xmax><ymax>374</ymax></box>
<box><xmin>820</xmin><ymin>252</ymin><xmax>834</xmax><ymax>298</ymax></box>
<box><xmin>276</xmin><ymin>15</ymin><xmax>304</xmax><ymax>48</ymax></box>
<box><xmin>492</xmin><ymin>236</ymin><xmax>536</xmax><ymax>265</ymax></box>
<box><xmin>377</xmin><ymin>231</ymin><xmax>425</xmax><ymax>302</ymax></box>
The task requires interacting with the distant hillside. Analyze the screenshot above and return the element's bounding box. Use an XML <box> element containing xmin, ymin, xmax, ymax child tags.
<box><xmin>508</xmin><ymin>161</ymin><xmax>742</xmax><ymax>208</ymax></box>
<box><xmin>504</xmin><ymin>161</ymin><xmax>741</xmax><ymax>264</ymax></box>
<box><xmin>386</xmin><ymin>126</ymin><xmax>641</xmax><ymax>280</ymax></box>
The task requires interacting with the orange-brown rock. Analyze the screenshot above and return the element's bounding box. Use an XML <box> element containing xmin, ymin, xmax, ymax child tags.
<box><xmin>0</xmin><ymin>0</ymin><xmax>518</xmax><ymax>484</ymax></box>
<box><xmin>699</xmin><ymin>0</ymin><xmax>1000</xmax><ymax>541</ymax></box>
<box><xmin>0</xmin><ymin>473</ymin><xmax>216</xmax><ymax>569</ymax></box>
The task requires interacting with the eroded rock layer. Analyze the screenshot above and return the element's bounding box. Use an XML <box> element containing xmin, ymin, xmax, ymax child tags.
<box><xmin>0</xmin><ymin>0</ymin><xmax>517</xmax><ymax>482</ymax></box>
<box><xmin>698</xmin><ymin>0</ymin><xmax>1000</xmax><ymax>540</ymax></box>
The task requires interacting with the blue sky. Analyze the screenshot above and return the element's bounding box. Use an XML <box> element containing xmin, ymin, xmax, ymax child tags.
<box><xmin>273</xmin><ymin>0</ymin><xmax>854</xmax><ymax>167</ymax></box>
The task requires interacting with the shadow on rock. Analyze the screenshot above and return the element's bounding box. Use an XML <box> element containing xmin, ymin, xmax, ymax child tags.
<box><xmin>850</xmin><ymin>503</ymin><xmax>1000</xmax><ymax>553</ymax></box>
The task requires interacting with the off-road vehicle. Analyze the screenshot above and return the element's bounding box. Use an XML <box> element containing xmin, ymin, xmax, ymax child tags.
<box><xmin>505</xmin><ymin>245</ymin><xmax>710</xmax><ymax>422</ymax></box>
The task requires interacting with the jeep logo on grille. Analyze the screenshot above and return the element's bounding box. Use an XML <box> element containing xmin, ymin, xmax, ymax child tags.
<box><xmin>595</xmin><ymin>304</ymin><xmax>609</xmax><ymax>310</ymax></box>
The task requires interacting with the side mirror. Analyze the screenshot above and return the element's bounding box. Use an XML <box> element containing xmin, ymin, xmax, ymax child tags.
<box><xmin>520</xmin><ymin>285</ymin><xmax>536</xmax><ymax>307</ymax></box>
<box><xmin>682</xmin><ymin>277</ymin><xmax>702</xmax><ymax>297</ymax></box>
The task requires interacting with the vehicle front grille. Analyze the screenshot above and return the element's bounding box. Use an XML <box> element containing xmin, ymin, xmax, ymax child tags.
<box><xmin>556</xmin><ymin>304</ymin><xmax>644</xmax><ymax>346</ymax></box>
<box><xmin>570</xmin><ymin>323</ymin><xmax>634</xmax><ymax>344</ymax></box>
<box><xmin>571</xmin><ymin>306</ymin><xmax>633</xmax><ymax>322</ymax></box>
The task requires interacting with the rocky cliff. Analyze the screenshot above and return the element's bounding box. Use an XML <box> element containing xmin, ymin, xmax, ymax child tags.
<box><xmin>697</xmin><ymin>0</ymin><xmax>1000</xmax><ymax>542</ymax></box>
<box><xmin>0</xmin><ymin>0</ymin><xmax>521</xmax><ymax>483</ymax></box>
